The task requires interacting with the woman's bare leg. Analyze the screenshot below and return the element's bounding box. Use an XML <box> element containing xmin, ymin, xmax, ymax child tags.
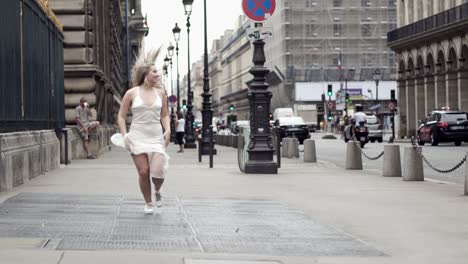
<box><xmin>131</xmin><ymin>154</ymin><xmax>152</xmax><ymax>203</ymax></box>
<box><xmin>149</xmin><ymin>153</ymin><xmax>166</xmax><ymax>192</ymax></box>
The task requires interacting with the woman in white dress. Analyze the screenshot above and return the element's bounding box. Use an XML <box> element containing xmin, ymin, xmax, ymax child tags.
<box><xmin>117</xmin><ymin>49</ymin><xmax>170</xmax><ymax>214</ymax></box>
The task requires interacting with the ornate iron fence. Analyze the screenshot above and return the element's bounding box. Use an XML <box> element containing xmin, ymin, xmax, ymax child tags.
<box><xmin>0</xmin><ymin>0</ymin><xmax>64</xmax><ymax>133</ymax></box>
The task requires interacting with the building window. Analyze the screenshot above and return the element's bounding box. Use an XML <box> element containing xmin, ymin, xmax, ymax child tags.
<box><xmin>333</xmin><ymin>0</ymin><xmax>342</xmax><ymax>7</ymax></box>
<box><xmin>306</xmin><ymin>24</ymin><xmax>317</xmax><ymax>36</ymax></box>
<box><xmin>361</xmin><ymin>24</ymin><xmax>371</xmax><ymax>37</ymax></box>
<box><xmin>130</xmin><ymin>0</ymin><xmax>136</xmax><ymax>15</ymax></box>
<box><xmin>333</xmin><ymin>24</ymin><xmax>342</xmax><ymax>36</ymax></box>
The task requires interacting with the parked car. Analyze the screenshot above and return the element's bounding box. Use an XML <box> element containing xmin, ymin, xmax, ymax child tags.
<box><xmin>417</xmin><ymin>110</ymin><xmax>468</xmax><ymax>146</ymax></box>
<box><xmin>367</xmin><ymin>115</ymin><xmax>383</xmax><ymax>143</ymax></box>
<box><xmin>275</xmin><ymin>116</ymin><xmax>310</xmax><ymax>144</ymax></box>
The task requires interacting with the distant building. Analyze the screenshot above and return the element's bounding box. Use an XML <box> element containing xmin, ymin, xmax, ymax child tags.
<box><xmin>49</xmin><ymin>0</ymin><xmax>148</xmax><ymax>125</ymax></box>
<box><xmin>388</xmin><ymin>0</ymin><xmax>468</xmax><ymax>138</ymax></box>
<box><xmin>204</xmin><ymin>1</ymin><xmax>397</xmax><ymax>123</ymax></box>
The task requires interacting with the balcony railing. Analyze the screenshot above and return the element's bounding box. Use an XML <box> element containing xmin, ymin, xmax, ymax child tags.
<box><xmin>388</xmin><ymin>3</ymin><xmax>468</xmax><ymax>43</ymax></box>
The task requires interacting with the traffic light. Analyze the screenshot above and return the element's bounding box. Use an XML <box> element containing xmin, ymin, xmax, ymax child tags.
<box><xmin>327</xmin><ymin>84</ymin><xmax>333</xmax><ymax>97</ymax></box>
<box><xmin>268</xmin><ymin>112</ymin><xmax>273</xmax><ymax>120</ymax></box>
<box><xmin>328</xmin><ymin>115</ymin><xmax>333</xmax><ymax>121</ymax></box>
<box><xmin>229</xmin><ymin>104</ymin><xmax>235</xmax><ymax>111</ymax></box>
<box><xmin>182</xmin><ymin>99</ymin><xmax>187</xmax><ymax>110</ymax></box>
<box><xmin>321</xmin><ymin>93</ymin><xmax>325</xmax><ymax>102</ymax></box>
<box><xmin>345</xmin><ymin>93</ymin><xmax>350</xmax><ymax>103</ymax></box>
<box><xmin>390</xmin><ymin>89</ymin><xmax>396</xmax><ymax>101</ymax></box>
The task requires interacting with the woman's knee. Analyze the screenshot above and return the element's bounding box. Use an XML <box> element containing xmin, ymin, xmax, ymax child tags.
<box><xmin>137</xmin><ymin>167</ymin><xmax>150</xmax><ymax>178</ymax></box>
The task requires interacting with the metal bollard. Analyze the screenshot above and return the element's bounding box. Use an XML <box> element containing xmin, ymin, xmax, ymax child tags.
<box><xmin>282</xmin><ymin>138</ymin><xmax>290</xmax><ymax>158</ymax></box>
<box><xmin>382</xmin><ymin>144</ymin><xmax>402</xmax><ymax>177</ymax></box>
<box><xmin>403</xmin><ymin>146</ymin><xmax>424</xmax><ymax>181</ymax></box>
<box><xmin>345</xmin><ymin>141</ymin><xmax>362</xmax><ymax>170</ymax></box>
<box><xmin>303</xmin><ymin>139</ymin><xmax>317</xmax><ymax>162</ymax></box>
<box><xmin>209</xmin><ymin>126</ymin><xmax>213</xmax><ymax>168</ymax></box>
<box><xmin>276</xmin><ymin>128</ymin><xmax>281</xmax><ymax>168</ymax></box>
<box><xmin>465</xmin><ymin>151</ymin><xmax>468</xmax><ymax>196</ymax></box>
<box><xmin>233</xmin><ymin>135</ymin><xmax>238</xmax><ymax>149</ymax></box>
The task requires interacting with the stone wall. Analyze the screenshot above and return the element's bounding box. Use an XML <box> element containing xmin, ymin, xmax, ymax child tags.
<box><xmin>0</xmin><ymin>131</ymin><xmax>60</xmax><ymax>191</ymax></box>
<box><xmin>60</xmin><ymin>126</ymin><xmax>116</xmax><ymax>162</ymax></box>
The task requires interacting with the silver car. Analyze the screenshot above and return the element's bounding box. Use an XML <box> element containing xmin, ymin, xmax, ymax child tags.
<box><xmin>367</xmin><ymin>115</ymin><xmax>383</xmax><ymax>143</ymax></box>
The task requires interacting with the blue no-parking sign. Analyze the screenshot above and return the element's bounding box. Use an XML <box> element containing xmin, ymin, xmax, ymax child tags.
<box><xmin>242</xmin><ymin>0</ymin><xmax>276</xmax><ymax>22</ymax></box>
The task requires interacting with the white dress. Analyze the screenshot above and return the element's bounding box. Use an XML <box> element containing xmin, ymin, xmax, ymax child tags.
<box><xmin>126</xmin><ymin>87</ymin><xmax>169</xmax><ymax>178</ymax></box>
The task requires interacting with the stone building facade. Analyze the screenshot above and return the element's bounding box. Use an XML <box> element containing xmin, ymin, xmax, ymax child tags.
<box><xmin>49</xmin><ymin>0</ymin><xmax>148</xmax><ymax>125</ymax></box>
<box><xmin>388</xmin><ymin>0</ymin><xmax>468</xmax><ymax>138</ymax></box>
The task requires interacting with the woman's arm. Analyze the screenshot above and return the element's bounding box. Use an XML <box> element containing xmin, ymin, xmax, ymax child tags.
<box><xmin>117</xmin><ymin>88</ymin><xmax>134</xmax><ymax>135</ymax></box>
<box><xmin>159</xmin><ymin>89</ymin><xmax>171</xmax><ymax>146</ymax></box>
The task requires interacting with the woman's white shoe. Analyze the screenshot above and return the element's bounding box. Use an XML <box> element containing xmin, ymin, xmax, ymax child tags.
<box><xmin>144</xmin><ymin>203</ymin><xmax>154</xmax><ymax>214</ymax></box>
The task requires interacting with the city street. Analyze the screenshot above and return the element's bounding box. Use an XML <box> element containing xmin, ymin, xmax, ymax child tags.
<box><xmin>0</xmin><ymin>143</ymin><xmax>467</xmax><ymax>264</ymax></box>
<box><xmin>310</xmin><ymin>132</ymin><xmax>468</xmax><ymax>185</ymax></box>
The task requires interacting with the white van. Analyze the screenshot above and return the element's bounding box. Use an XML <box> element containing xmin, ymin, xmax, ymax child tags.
<box><xmin>273</xmin><ymin>108</ymin><xmax>294</xmax><ymax>121</ymax></box>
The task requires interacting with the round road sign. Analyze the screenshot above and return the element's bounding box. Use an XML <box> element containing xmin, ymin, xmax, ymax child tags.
<box><xmin>169</xmin><ymin>95</ymin><xmax>177</xmax><ymax>104</ymax></box>
<box><xmin>242</xmin><ymin>0</ymin><xmax>276</xmax><ymax>22</ymax></box>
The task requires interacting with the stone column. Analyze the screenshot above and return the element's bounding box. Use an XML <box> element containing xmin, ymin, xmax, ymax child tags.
<box><xmin>425</xmin><ymin>73</ymin><xmax>436</xmax><ymax>113</ymax></box>
<box><xmin>437</xmin><ymin>72</ymin><xmax>447</xmax><ymax>108</ymax></box>
<box><xmin>459</xmin><ymin>70</ymin><xmax>468</xmax><ymax>111</ymax></box>
<box><xmin>447</xmin><ymin>71</ymin><xmax>459</xmax><ymax>109</ymax></box>
<box><xmin>407</xmin><ymin>76</ymin><xmax>416</xmax><ymax>137</ymax></box>
<box><xmin>398</xmin><ymin>76</ymin><xmax>407</xmax><ymax>139</ymax></box>
<box><xmin>416</xmin><ymin>75</ymin><xmax>425</xmax><ymax>125</ymax></box>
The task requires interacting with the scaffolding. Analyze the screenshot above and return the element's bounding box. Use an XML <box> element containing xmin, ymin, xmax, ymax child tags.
<box><xmin>265</xmin><ymin>0</ymin><xmax>397</xmax><ymax>83</ymax></box>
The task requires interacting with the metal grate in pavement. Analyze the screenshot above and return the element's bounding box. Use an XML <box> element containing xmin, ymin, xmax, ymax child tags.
<box><xmin>0</xmin><ymin>193</ymin><xmax>384</xmax><ymax>257</ymax></box>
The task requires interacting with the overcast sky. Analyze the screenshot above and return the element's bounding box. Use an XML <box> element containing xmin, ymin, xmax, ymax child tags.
<box><xmin>141</xmin><ymin>0</ymin><xmax>243</xmax><ymax>76</ymax></box>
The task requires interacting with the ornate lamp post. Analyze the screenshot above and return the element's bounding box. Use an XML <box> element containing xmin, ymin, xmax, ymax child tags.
<box><xmin>167</xmin><ymin>43</ymin><xmax>175</xmax><ymax>110</ymax></box>
<box><xmin>172</xmin><ymin>24</ymin><xmax>181</xmax><ymax>113</ymax></box>
<box><xmin>373</xmin><ymin>68</ymin><xmax>381</xmax><ymax>120</ymax></box>
<box><xmin>244</xmin><ymin>27</ymin><xmax>277</xmax><ymax>174</ymax></box>
<box><xmin>188</xmin><ymin>0</ymin><xmax>216</xmax><ymax>155</ymax></box>
<box><xmin>344</xmin><ymin>68</ymin><xmax>355</xmax><ymax>123</ymax></box>
<box><xmin>373</xmin><ymin>68</ymin><xmax>381</xmax><ymax>105</ymax></box>
<box><xmin>182</xmin><ymin>0</ymin><xmax>196</xmax><ymax>148</ymax></box>
<box><xmin>164</xmin><ymin>59</ymin><xmax>176</xmax><ymax>142</ymax></box>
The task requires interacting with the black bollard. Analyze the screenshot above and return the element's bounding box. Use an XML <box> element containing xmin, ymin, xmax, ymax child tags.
<box><xmin>209</xmin><ymin>126</ymin><xmax>214</xmax><ymax>168</ymax></box>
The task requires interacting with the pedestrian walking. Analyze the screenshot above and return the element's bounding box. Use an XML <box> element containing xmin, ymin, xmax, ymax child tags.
<box><xmin>175</xmin><ymin>112</ymin><xmax>185</xmax><ymax>153</ymax></box>
<box><xmin>116</xmin><ymin>48</ymin><xmax>170</xmax><ymax>215</ymax></box>
<box><xmin>75</xmin><ymin>98</ymin><xmax>100</xmax><ymax>159</ymax></box>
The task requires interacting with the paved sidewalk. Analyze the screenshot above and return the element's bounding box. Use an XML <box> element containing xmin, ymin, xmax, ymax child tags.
<box><xmin>0</xmin><ymin>143</ymin><xmax>467</xmax><ymax>264</ymax></box>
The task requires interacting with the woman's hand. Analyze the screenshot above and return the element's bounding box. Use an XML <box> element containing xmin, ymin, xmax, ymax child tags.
<box><xmin>124</xmin><ymin>134</ymin><xmax>133</xmax><ymax>151</ymax></box>
<box><xmin>164</xmin><ymin>131</ymin><xmax>171</xmax><ymax>147</ymax></box>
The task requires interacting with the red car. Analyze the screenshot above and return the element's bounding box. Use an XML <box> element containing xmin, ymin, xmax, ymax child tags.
<box><xmin>417</xmin><ymin>110</ymin><xmax>468</xmax><ymax>146</ymax></box>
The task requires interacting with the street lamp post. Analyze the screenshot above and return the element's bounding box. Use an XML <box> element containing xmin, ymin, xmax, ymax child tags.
<box><xmin>172</xmin><ymin>24</ymin><xmax>181</xmax><ymax>114</ymax></box>
<box><xmin>167</xmin><ymin>43</ymin><xmax>175</xmax><ymax>111</ymax></box>
<box><xmin>344</xmin><ymin>68</ymin><xmax>355</xmax><ymax>124</ymax></box>
<box><xmin>244</xmin><ymin>24</ymin><xmax>277</xmax><ymax>174</ymax></box>
<box><xmin>373</xmin><ymin>68</ymin><xmax>381</xmax><ymax>115</ymax></box>
<box><xmin>164</xmin><ymin>60</ymin><xmax>176</xmax><ymax>143</ymax></box>
<box><xmin>194</xmin><ymin>0</ymin><xmax>217</xmax><ymax>155</ymax></box>
<box><xmin>164</xmin><ymin>63</ymin><xmax>175</xmax><ymax>142</ymax></box>
<box><xmin>182</xmin><ymin>0</ymin><xmax>196</xmax><ymax>148</ymax></box>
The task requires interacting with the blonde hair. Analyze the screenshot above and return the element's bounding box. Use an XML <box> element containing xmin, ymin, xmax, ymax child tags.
<box><xmin>131</xmin><ymin>48</ymin><xmax>167</xmax><ymax>94</ymax></box>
